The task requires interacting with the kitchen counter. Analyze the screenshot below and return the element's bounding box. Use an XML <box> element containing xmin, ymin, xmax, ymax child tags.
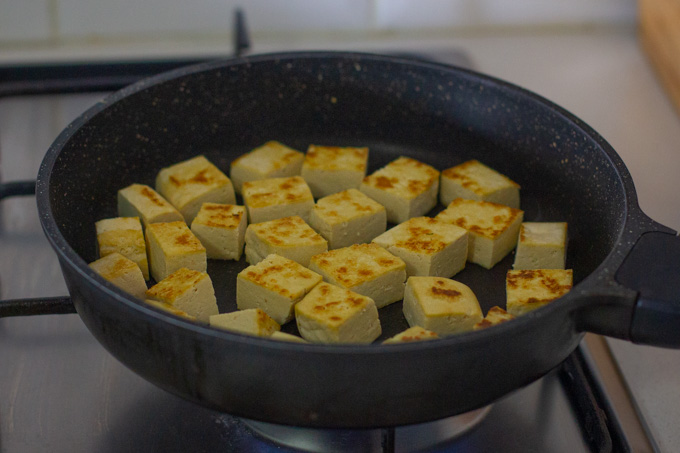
<box><xmin>2</xmin><ymin>25</ymin><xmax>679</xmax><ymax>451</ymax></box>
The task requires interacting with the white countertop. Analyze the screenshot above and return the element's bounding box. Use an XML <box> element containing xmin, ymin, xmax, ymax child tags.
<box><xmin>3</xmin><ymin>25</ymin><xmax>679</xmax><ymax>451</ymax></box>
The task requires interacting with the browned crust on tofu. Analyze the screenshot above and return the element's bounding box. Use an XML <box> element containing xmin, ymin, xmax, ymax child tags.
<box><xmin>195</xmin><ymin>204</ymin><xmax>244</xmax><ymax>229</ymax></box>
<box><xmin>304</xmin><ymin>145</ymin><xmax>368</xmax><ymax>172</ymax></box>
<box><xmin>243</xmin><ymin>176</ymin><xmax>312</xmax><ymax>208</ymax></box>
<box><xmin>311</xmin><ymin>243</ymin><xmax>404</xmax><ymax>287</ymax></box>
<box><xmin>429</xmin><ymin>278</ymin><xmax>463</xmax><ymax>300</ymax></box>
<box><xmin>438</xmin><ymin>198</ymin><xmax>523</xmax><ymax>239</ymax></box>
<box><xmin>441</xmin><ymin>159</ymin><xmax>520</xmax><ymax>195</ymax></box>
<box><xmin>362</xmin><ymin>157</ymin><xmax>439</xmax><ymax>198</ymax></box>
<box><xmin>249</xmin><ymin>216</ymin><xmax>326</xmax><ymax>246</ymax></box>
<box><xmin>474</xmin><ymin>306</ymin><xmax>515</xmax><ymax>330</ymax></box>
<box><xmin>506</xmin><ymin>269</ymin><xmax>573</xmax><ymax>304</ymax></box>
<box><xmin>146</xmin><ymin>268</ymin><xmax>207</xmax><ymax>301</ymax></box>
<box><xmin>140</xmin><ymin>186</ymin><xmax>171</xmax><ymax>207</ymax></box>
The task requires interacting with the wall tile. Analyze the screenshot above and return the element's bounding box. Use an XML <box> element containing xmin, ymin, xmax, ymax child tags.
<box><xmin>0</xmin><ymin>0</ymin><xmax>52</xmax><ymax>41</ymax></box>
<box><xmin>55</xmin><ymin>0</ymin><xmax>374</xmax><ymax>38</ymax></box>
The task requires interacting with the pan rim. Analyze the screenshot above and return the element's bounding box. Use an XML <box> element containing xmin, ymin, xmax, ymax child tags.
<box><xmin>36</xmin><ymin>50</ymin><xmax>641</xmax><ymax>353</ymax></box>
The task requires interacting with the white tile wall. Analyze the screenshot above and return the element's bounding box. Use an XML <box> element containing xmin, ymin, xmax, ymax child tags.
<box><xmin>0</xmin><ymin>0</ymin><xmax>637</xmax><ymax>46</ymax></box>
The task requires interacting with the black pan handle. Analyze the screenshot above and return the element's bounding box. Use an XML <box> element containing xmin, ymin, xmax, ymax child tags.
<box><xmin>0</xmin><ymin>180</ymin><xmax>75</xmax><ymax>317</ymax></box>
<box><xmin>575</xmin><ymin>229</ymin><xmax>680</xmax><ymax>348</ymax></box>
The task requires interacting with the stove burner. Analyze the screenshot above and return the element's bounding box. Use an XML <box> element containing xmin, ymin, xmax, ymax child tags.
<box><xmin>242</xmin><ymin>406</ymin><xmax>491</xmax><ymax>453</ymax></box>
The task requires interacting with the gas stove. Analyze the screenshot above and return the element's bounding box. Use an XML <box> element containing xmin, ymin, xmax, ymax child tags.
<box><xmin>1</xmin><ymin>24</ymin><xmax>678</xmax><ymax>452</ymax></box>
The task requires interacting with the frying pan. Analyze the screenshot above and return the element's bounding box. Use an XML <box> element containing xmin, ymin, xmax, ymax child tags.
<box><xmin>1</xmin><ymin>52</ymin><xmax>679</xmax><ymax>429</ymax></box>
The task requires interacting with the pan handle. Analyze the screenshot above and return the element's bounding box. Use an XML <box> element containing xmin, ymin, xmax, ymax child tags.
<box><xmin>575</xmin><ymin>229</ymin><xmax>680</xmax><ymax>348</ymax></box>
<box><xmin>0</xmin><ymin>180</ymin><xmax>75</xmax><ymax>317</ymax></box>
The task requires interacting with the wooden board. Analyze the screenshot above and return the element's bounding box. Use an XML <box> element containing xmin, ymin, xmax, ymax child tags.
<box><xmin>639</xmin><ymin>0</ymin><xmax>680</xmax><ymax>116</ymax></box>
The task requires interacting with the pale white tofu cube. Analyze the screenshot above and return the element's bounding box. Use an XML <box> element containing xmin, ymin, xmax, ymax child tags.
<box><xmin>237</xmin><ymin>254</ymin><xmax>323</xmax><ymax>324</ymax></box>
<box><xmin>309</xmin><ymin>189</ymin><xmax>386</xmax><ymax>249</ymax></box>
<box><xmin>89</xmin><ymin>253</ymin><xmax>147</xmax><ymax>300</ymax></box>
<box><xmin>301</xmin><ymin>145</ymin><xmax>369</xmax><ymax>198</ymax></box>
<box><xmin>436</xmin><ymin>198</ymin><xmax>523</xmax><ymax>269</ymax></box>
<box><xmin>309</xmin><ymin>243</ymin><xmax>406</xmax><ymax>309</ymax></box>
<box><xmin>156</xmin><ymin>155</ymin><xmax>236</xmax><ymax>224</ymax></box>
<box><xmin>242</xmin><ymin>176</ymin><xmax>314</xmax><ymax>224</ymax></box>
<box><xmin>270</xmin><ymin>331</ymin><xmax>308</xmax><ymax>343</ymax></box>
<box><xmin>118</xmin><ymin>184</ymin><xmax>183</xmax><ymax>227</ymax></box>
<box><xmin>440</xmin><ymin>160</ymin><xmax>520</xmax><ymax>208</ymax></box>
<box><xmin>145</xmin><ymin>221</ymin><xmax>207</xmax><ymax>281</ymax></box>
<box><xmin>244</xmin><ymin>216</ymin><xmax>328</xmax><ymax>267</ymax></box>
<box><xmin>506</xmin><ymin>269</ymin><xmax>573</xmax><ymax>316</ymax></box>
<box><xmin>209</xmin><ymin>309</ymin><xmax>281</xmax><ymax>337</ymax></box>
<box><xmin>190</xmin><ymin>203</ymin><xmax>247</xmax><ymax>260</ymax></box>
<box><xmin>402</xmin><ymin>276</ymin><xmax>483</xmax><ymax>336</ymax></box>
<box><xmin>295</xmin><ymin>282</ymin><xmax>381</xmax><ymax>344</ymax></box>
<box><xmin>382</xmin><ymin>326</ymin><xmax>439</xmax><ymax>344</ymax></box>
<box><xmin>360</xmin><ymin>157</ymin><xmax>439</xmax><ymax>224</ymax></box>
<box><xmin>230</xmin><ymin>141</ymin><xmax>304</xmax><ymax>194</ymax></box>
<box><xmin>146</xmin><ymin>267</ymin><xmax>218</xmax><ymax>322</ymax></box>
<box><xmin>372</xmin><ymin>216</ymin><xmax>468</xmax><ymax>278</ymax></box>
<box><xmin>513</xmin><ymin>222</ymin><xmax>568</xmax><ymax>270</ymax></box>
<box><xmin>473</xmin><ymin>306</ymin><xmax>515</xmax><ymax>330</ymax></box>
<box><xmin>144</xmin><ymin>299</ymin><xmax>197</xmax><ymax>321</ymax></box>
<box><xmin>95</xmin><ymin>216</ymin><xmax>149</xmax><ymax>279</ymax></box>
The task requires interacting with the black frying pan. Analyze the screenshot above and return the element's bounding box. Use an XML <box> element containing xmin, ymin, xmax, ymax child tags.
<box><xmin>1</xmin><ymin>52</ymin><xmax>679</xmax><ymax>428</ymax></box>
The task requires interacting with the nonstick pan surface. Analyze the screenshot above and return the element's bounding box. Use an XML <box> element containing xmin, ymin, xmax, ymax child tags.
<box><xmin>34</xmin><ymin>52</ymin><xmax>679</xmax><ymax>428</ymax></box>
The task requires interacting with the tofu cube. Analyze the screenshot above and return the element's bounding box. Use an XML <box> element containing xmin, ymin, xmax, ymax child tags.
<box><xmin>382</xmin><ymin>326</ymin><xmax>439</xmax><ymax>344</ymax></box>
<box><xmin>402</xmin><ymin>276</ymin><xmax>483</xmax><ymax>336</ymax></box>
<box><xmin>440</xmin><ymin>160</ymin><xmax>520</xmax><ymax>208</ymax></box>
<box><xmin>301</xmin><ymin>145</ymin><xmax>369</xmax><ymax>198</ymax></box>
<box><xmin>309</xmin><ymin>189</ymin><xmax>386</xmax><ymax>249</ymax></box>
<box><xmin>270</xmin><ymin>331</ymin><xmax>308</xmax><ymax>343</ymax></box>
<box><xmin>513</xmin><ymin>222</ymin><xmax>568</xmax><ymax>270</ymax></box>
<box><xmin>190</xmin><ymin>203</ymin><xmax>247</xmax><ymax>260</ymax></box>
<box><xmin>144</xmin><ymin>299</ymin><xmax>197</xmax><ymax>321</ymax></box>
<box><xmin>242</xmin><ymin>176</ymin><xmax>314</xmax><ymax>224</ymax></box>
<box><xmin>436</xmin><ymin>198</ymin><xmax>523</xmax><ymax>269</ymax></box>
<box><xmin>146</xmin><ymin>267</ymin><xmax>218</xmax><ymax>322</ymax></box>
<box><xmin>145</xmin><ymin>221</ymin><xmax>207</xmax><ymax>281</ymax></box>
<box><xmin>89</xmin><ymin>253</ymin><xmax>147</xmax><ymax>300</ymax></box>
<box><xmin>118</xmin><ymin>184</ymin><xmax>183</xmax><ymax>227</ymax></box>
<box><xmin>506</xmin><ymin>269</ymin><xmax>573</xmax><ymax>316</ymax></box>
<box><xmin>209</xmin><ymin>309</ymin><xmax>281</xmax><ymax>337</ymax></box>
<box><xmin>156</xmin><ymin>155</ymin><xmax>236</xmax><ymax>224</ymax></box>
<box><xmin>230</xmin><ymin>141</ymin><xmax>304</xmax><ymax>194</ymax></box>
<box><xmin>309</xmin><ymin>243</ymin><xmax>406</xmax><ymax>309</ymax></box>
<box><xmin>95</xmin><ymin>216</ymin><xmax>149</xmax><ymax>279</ymax></box>
<box><xmin>372</xmin><ymin>216</ymin><xmax>468</xmax><ymax>278</ymax></box>
<box><xmin>473</xmin><ymin>306</ymin><xmax>515</xmax><ymax>330</ymax></box>
<box><xmin>244</xmin><ymin>216</ymin><xmax>328</xmax><ymax>267</ymax></box>
<box><xmin>237</xmin><ymin>254</ymin><xmax>323</xmax><ymax>324</ymax></box>
<box><xmin>295</xmin><ymin>282</ymin><xmax>381</xmax><ymax>344</ymax></box>
<box><xmin>360</xmin><ymin>157</ymin><xmax>439</xmax><ymax>224</ymax></box>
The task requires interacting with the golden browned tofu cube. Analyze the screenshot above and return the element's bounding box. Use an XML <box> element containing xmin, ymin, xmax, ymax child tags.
<box><xmin>440</xmin><ymin>160</ymin><xmax>520</xmax><ymax>208</ymax></box>
<box><xmin>473</xmin><ymin>306</ymin><xmax>515</xmax><ymax>330</ymax></box>
<box><xmin>372</xmin><ymin>216</ymin><xmax>468</xmax><ymax>278</ymax></box>
<box><xmin>230</xmin><ymin>141</ymin><xmax>304</xmax><ymax>194</ymax></box>
<box><xmin>95</xmin><ymin>216</ymin><xmax>149</xmax><ymax>279</ymax></box>
<box><xmin>506</xmin><ymin>269</ymin><xmax>573</xmax><ymax>316</ymax></box>
<box><xmin>209</xmin><ymin>309</ymin><xmax>281</xmax><ymax>337</ymax></box>
<box><xmin>144</xmin><ymin>299</ymin><xmax>197</xmax><ymax>321</ymax></box>
<box><xmin>382</xmin><ymin>326</ymin><xmax>439</xmax><ymax>344</ymax></box>
<box><xmin>436</xmin><ymin>198</ymin><xmax>523</xmax><ymax>269</ymax></box>
<box><xmin>237</xmin><ymin>254</ymin><xmax>323</xmax><ymax>324</ymax></box>
<box><xmin>146</xmin><ymin>267</ymin><xmax>218</xmax><ymax>322</ymax></box>
<box><xmin>118</xmin><ymin>183</ymin><xmax>183</xmax><ymax>227</ymax></box>
<box><xmin>145</xmin><ymin>221</ymin><xmax>207</xmax><ymax>282</ymax></box>
<box><xmin>89</xmin><ymin>253</ymin><xmax>147</xmax><ymax>300</ymax></box>
<box><xmin>402</xmin><ymin>276</ymin><xmax>483</xmax><ymax>336</ymax></box>
<box><xmin>513</xmin><ymin>222</ymin><xmax>568</xmax><ymax>270</ymax></box>
<box><xmin>360</xmin><ymin>157</ymin><xmax>439</xmax><ymax>224</ymax></box>
<box><xmin>301</xmin><ymin>145</ymin><xmax>369</xmax><ymax>198</ymax></box>
<box><xmin>244</xmin><ymin>216</ymin><xmax>328</xmax><ymax>266</ymax></box>
<box><xmin>190</xmin><ymin>203</ymin><xmax>247</xmax><ymax>260</ymax></box>
<box><xmin>242</xmin><ymin>176</ymin><xmax>315</xmax><ymax>224</ymax></box>
<box><xmin>309</xmin><ymin>243</ymin><xmax>406</xmax><ymax>309</ymax></box>
<box><xmin>156</xmin><ymin>155</ymin><xmax>236</xmax><ymax>224</ymax></box>
<box><xmin>309</xmin><ymin>189</ymin><xmax>387</xmax><ymax>250</ymax></box>
<box><xmin>295</xmin><ymin>282</ymin><xmax>381</xmax><ymax>344</ymax></box>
